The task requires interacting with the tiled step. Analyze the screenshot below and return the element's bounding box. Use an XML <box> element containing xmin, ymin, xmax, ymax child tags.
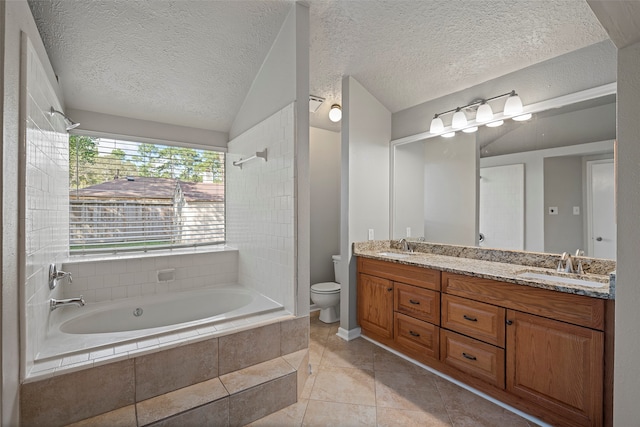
<box><xmin>66</xmin><ymin>349</ymin><xmax>309</xmax><ymax>427</ymax></box>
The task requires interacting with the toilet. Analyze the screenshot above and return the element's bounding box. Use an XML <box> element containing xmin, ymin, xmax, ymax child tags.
<box><xmin>311</xmin><ymin>255</ymin><xmax>341</xmax><ymax>323</ymax></box>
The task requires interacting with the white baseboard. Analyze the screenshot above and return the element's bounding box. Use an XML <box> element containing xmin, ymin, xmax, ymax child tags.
<box><xmin>336</xmin><ymin>326</ymin><xmax>361</xmax><ymax>341</ymax></box>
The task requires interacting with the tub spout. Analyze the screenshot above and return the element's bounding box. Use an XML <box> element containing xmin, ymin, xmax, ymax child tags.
<box><xmin>50</xmin><ymin>296</ymin><xmax>85</xmax><ymax>311</ymax></box>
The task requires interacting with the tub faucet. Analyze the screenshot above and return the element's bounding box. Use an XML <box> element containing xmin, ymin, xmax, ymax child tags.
<box><xmin>48</xmin><ymin>264</ymin><xmax>72</xmax><ymax>290</ymax></box>
<box><xmin>50</xmin><ymin>296</ymin><xmax>85</xmax><ymax>311</ymax></box>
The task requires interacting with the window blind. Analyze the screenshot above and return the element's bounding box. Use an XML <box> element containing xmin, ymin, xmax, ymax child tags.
<box><xmin>69</xmin><ymin>135</ymin><xmax>225</xmax><ymax>254</ymax></box>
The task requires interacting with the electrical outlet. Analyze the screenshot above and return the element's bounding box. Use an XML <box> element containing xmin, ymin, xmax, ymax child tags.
<box><xmin>548</xmin><ymin>207</ymin><xmax>558</xmax><ymax>215</ymax></box>
<box><xmin>406</xmin><ymin>227</ymin><xmax>411</xmax><ymax>237</ymax></box>
<box><xmin>573</xmin><ymin>206</ymin><xmax>580</xmax><ymax>215</ymax></box>
<box><xmin>368</xmin><ymin>229</ymin><xmax>374</xmax><ymax>240</ymax></box>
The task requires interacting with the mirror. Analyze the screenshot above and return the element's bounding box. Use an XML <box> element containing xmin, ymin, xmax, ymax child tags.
<box><xmin>392</xmin><ymin>93</ymin><xmax>616</xmax><ymax>259</ymax></box>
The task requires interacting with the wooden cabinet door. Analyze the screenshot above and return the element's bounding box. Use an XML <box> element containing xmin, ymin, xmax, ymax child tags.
<box><xmin>357</xmin><ymin>273</ymin><xmax>394</xmax><ymax>339</ymax></box>
<box><xmin>506</xmin><ymin>310</ymin><xmax>604</xmax><ymax>426</ymax></box>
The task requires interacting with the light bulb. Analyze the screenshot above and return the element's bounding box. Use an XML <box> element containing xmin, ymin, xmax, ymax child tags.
<box><xmin>329</xmin><ymin>104</ymin><xmax>342</xmax><ymax>122</ymax></box>
<box><xmin>476</xmin><ymin>102</ymin><xmax>493</xmax><ymax>123</ymax></box>
<box><xmin>442</xmin><ymin>132</ymin><xmax>456</xmax><ymax>138</ymax></box>
<box><xmin>451</xmin><ymin>109</ymin><xmax>467</xmax><ymax>129</ymax></box>
<box><xmin>462</xmin><ymin>126</ymin><xmax>478</xmax><ymax>133</ymax></box>
<box><xmin>512</xmin><ymin>113</ymin><xmax>532</xmax><ymax>121</ymax></box>
<box><xmin>486</xmin><ymin>120</ymin><xmax>504</xmax><ymax>128</ymax></box>
<box><xmin>504</xmin><ymin>91</ymin><xmax>523</xmax><ymax>116</ymax></box>
<box><xmin>429</xmin><ymin>115</ymin><xmax>444</xmax><ymax>134</ymax></box>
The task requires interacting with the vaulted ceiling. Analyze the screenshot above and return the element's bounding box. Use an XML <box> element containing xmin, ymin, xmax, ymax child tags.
<box><xmin>29</xmin><ymin>0</ymin><xmax>609</xmax><ymax>134</ymax></box>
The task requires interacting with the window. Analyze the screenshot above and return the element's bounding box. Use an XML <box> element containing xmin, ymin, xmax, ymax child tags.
<box><xmin>69</xmin><ymin>135</ymin><xmax>225</xmax><ymax>254</ymax></box>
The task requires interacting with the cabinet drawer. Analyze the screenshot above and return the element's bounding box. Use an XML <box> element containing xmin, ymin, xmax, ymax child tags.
<box><xmin>395</xmin><ymin>283</ymin><xmax>440</xmax><ymax>324</ymax></box>
<box><xmin>394</xmin><ymin>313</ymin><xmax>439</xmax><ymax>361</ymax></box>
<box><xmin>442</xmin><ymin>294</ymin><xmax>505</xmax><ymax>347</ymax></box>
<box><xmin>358</xmin><ymin>257</ymin><xmax>440</xmax><ymax>291</ymax></box>
<box><xmin>440</xmin><ymin>329</ymin><xmax>505</xmax><ymax>389</ymax></box>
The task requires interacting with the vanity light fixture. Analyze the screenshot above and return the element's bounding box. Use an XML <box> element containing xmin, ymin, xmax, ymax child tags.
<box><xmin>429</xmin><ymin>115</ymin><xmax>444</xmax><ymax>133</ymax></box>
<box><xmin>329</xmin><ymin>104</ymin><xmax>342</xmax><ymax>122</ymax></box>
<box><xmin>451</xmin><ymin>108</ymin><xmax>468</xmax><ymax>129</ymax></box>
<box><xmin>503</xmin><ymin>91</ymin><xmax>524</xmax><ymax>116</ymax></box>
<box><xmin>428</xmin><ymin>89</ymin><xmax>527</xmax><ymax>137</ymax></box>
<box><xmin>475</xmin><ymin>101</ymin><xmax>493</xmax><ymax>123</ymax></box>
<box><xmin>49</xmin><ymin>107</ymin><xmax>80</xmax><ymax>131</ymax></box>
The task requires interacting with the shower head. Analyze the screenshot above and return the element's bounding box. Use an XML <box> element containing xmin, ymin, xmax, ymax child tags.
<box><xmin>49</xmin><ymin>107</ymin><xmax>80</xmax><ymax>131</ymax></box>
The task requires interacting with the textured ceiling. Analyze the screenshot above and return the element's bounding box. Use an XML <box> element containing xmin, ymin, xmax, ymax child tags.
<box><xmin>29</xmin><ymin>0</ymin><xmax>609</xmax><ymax>134</ymax></box>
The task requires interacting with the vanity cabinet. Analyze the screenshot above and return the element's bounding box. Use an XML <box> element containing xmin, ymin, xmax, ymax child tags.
<box><xmin>357</xmin><ymin>257</ymin><xmax>441</xmax><ymax>362</ymax></box>
<box><xmin>357</xmin><ymin>257</ymin><xmax>611</xmax><ymax>427</ymax></box>
<box><xmin>506</xmin><ymin>310</ymin><xmax>603</xmax><ymax>426</ymax></box>
<box><xmin>357</xmin><ymin>273</ymin><xmax>394</xmax><ymax>339</ymax></box>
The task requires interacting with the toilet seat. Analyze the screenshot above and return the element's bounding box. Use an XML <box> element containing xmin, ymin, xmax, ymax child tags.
<box><xmin>311</xmin><ymin>282</ymin><xmax>340</xmax><ymax>293</ymax></box>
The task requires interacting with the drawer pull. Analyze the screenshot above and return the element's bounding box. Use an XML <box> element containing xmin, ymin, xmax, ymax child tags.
<box><xmin>463</xmin><ymin>315</ymin><xmax>478</xmax><ymax>322</ymax></box>
<box><xmin>387</xmin><ymin>287</ymin><xmax>393</xmax><ymax>292</ymax></box>
<box><xmin>409</xmin><ymin>330</ymin><xmax>420</xmax><ymax>337</ymax></box>
<box><xmin>462</xmin><ymin>352</ymin><xmax>477</xmax><ymax>361</ymax></box>
<box><xmin>409</xmin><ymin>299</ymin><xmax>421</xmax><ymax>305</ymax></box>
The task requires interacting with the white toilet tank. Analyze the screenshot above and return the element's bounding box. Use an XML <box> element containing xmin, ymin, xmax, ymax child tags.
<box><xmin>332</xmin><ymin>255</ymin><xmax>342</xmax><ymax>284</ymax></box>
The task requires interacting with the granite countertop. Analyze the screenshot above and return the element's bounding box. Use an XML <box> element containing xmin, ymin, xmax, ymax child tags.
<box><xmin>353</xmin><ymin>241</ymin><xmax>615</xmax><ymax>300</ymax></box>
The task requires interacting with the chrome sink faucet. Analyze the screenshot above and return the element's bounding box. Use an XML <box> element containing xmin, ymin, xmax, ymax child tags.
<box><xmin>398</xmin><ymin>238</ymin><xmax>413</xmax><ymax>252</ymax></box>
<box><xmin>50</xmin><ymin>296</ymin><xmax>85</xmax><ymax>311</ymax></box>
<box><xmin>558</xmin><ymin>252</ymin><xmax>575</xmax><ymax>273</ymax></box>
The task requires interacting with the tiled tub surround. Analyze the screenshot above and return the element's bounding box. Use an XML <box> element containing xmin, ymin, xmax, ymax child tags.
<box><xmin>60</xmin><ymin>247</ymin><xmax>239</xmax><ymax>303</ymax></box>
<box><xmin>23</xmin><ymin>39</ymin><xmax>71</xmax><ymax>380</ymax></box>
<box><xmin>21</xmin><ymin>315</ymin><xmax>309</xmax><ymax>426</ymax></box>
<box><xmin>226</xmin><ymin>103</ymin><xmax>296</xmax><ymax>313</ymax></box>
<box><xmin>354</xmin><ymin>241</ymin><xmax>616</xmax><ymax>299</ymax></box>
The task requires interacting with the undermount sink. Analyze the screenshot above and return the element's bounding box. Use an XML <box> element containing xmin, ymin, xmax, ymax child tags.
<box><xmin>516</xmin><ymin>271</ymin><xmax>607</xmax><ymax>288</ymax></box>
<box><xmin>377</xmin><ymin>252</ymin><xmax>413</xmax><ymax>260</ymax></box>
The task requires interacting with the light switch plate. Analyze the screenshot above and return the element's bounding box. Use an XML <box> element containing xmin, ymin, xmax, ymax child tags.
<box><xmin>573</xmin><ymin>206</ymin><xmax>580</xmax><ymax>215</ymax></box>
<box><xmin>548</xmin><ymin>207</ymin><xmax>558</xmax><ymax>215</ymax></box>
<box><xmin>406</xmin><ymin>227</ymin><xmax>411</xmax><ymax>237</ymax></box>
<box><xmin>368</xmin><ymin>229</ymin><xmax>374</xmax><ymax>240</ymax></box>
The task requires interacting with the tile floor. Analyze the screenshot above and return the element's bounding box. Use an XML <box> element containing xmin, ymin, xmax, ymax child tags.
<box><xmin>248</xmin><ymin>315</ymin><xmax>539</xmax><ymax>427</ymax></box>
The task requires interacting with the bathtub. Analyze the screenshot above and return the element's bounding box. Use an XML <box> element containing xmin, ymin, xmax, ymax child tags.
<box><xmin>35</xmin><ymin>284</ymin><xmax>285</xmax><ymax>366</ymax></box>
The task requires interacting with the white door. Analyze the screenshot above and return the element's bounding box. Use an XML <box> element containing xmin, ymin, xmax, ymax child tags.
<box><xmin>479</xmin><ymin>164</ymin><xmax>525</xmax><ymax>250</ymax></box>
<box><xmin>587</xmin><ymin>160</ymin><xmax>616</xmax><ymax>259</ymax></box>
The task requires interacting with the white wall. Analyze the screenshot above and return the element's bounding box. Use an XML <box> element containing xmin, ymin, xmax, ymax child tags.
<box><xmin>310</xmin><ymin>127</ymin><xmax>340</xmax><ymax>285</ymax></box>
<box><xmin>393</xmin><ymin>141</ymin><xmax>424</xmax><ymax>239</ymax></box>
<box><xmin>423</xmin><ymin>133</ymin><xmax>477</xmax><ymax>246</ymax></box>
<box><xmin>340</xmin><ymin>76</ymin><xmax>391</xmax><ymax>332</ymax></box>
<box><xmin>229</xmin><ymin>4</ymin><xmax>298</xmax><ymax>140</ymax></box>
<box><xmin>2</xmin><ymin>0</ymin><xmax>68</xmax><ymax>422</ymax></box>
<box><xmin>227</xmin><ymin>104</ymin><xmax>296</xmax><ymax>312</ymax></box>
<box><xmin>615</xmin><ymin>39</ymin><xmax>640</xmax><ymax>427</ymax></box>
<box><xmin>480</xmin><ymin>140</ymin><xmax>614</xmax><ymax>252</ymax></box>
<box><xmin>67</xmin><ymin>109</ymin><xmax>228</xmax><ymax>150</ymax></box>
<box><xmin>22</xmin><ymin>37</ymin><xmax>70</xmax><ymax>378</ymax></box>
<box><xmin>227</xmin><ymin>3</ymin><xmax>309</xmax><ymax>316</ymax></box>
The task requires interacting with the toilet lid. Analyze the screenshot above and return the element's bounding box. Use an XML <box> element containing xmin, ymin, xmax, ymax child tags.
<box><xmin>311</xmin><ymin>282</ymin><xmax>340</xmax><ymax>293</ymax></box>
